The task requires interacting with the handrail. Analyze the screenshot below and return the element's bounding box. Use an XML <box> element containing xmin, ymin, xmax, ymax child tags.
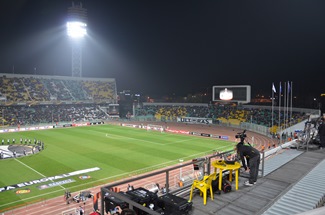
<box><xmin>100</xmin><ymin>149</ymin><xmax>266</xmax><ymax>215</ymax></box>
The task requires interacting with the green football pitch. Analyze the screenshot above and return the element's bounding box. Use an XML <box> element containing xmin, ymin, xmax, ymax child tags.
<box><xmin>0</xmin><ymin>124</ymin><xmax>236</xmax><ymax>211</ymax></box>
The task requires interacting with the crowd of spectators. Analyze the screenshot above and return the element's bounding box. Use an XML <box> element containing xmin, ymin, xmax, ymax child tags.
<box><xmin>135</xmin><ymin>105</ymin><xmax>210</xmax><ymax>121</ymax></box>
<box><xmin>0</xmin><ymin>75</ymin><xmax>116</xmax><ymax>102</ymax></box>
<box><xmin>42</xmin><ymin>78</ymin><xmax>74</xmax><ymax>100</ymax></box>
<box><xmin>135</xmin><ymin>104</ymin><xmax>308</xmax><ymax>128</ymax></box>
<box><xmin>0</xmin><ymin>75</ymin><xmax>309</xmax><ymax>129</ymax></box>
<box><xmin>0</xmin><ymin>76</ymin><xmax>28</xmax><ymax>101</ymax></box>
<box><xmin>0</xmin><ymin>104</ymin><xmax>108</xmax><ymax>126</ymax></box>
<box><xmin>0</xmin><ymin>102</ymin><xmax>307</xmax><ymax>128</ymax></box>
<box><xmin>22</xmin><ymin>77</ymin><xmax>51</xmax><ymax>101</ymax></box>
<box><xmin>82</xmin><ymin>80</ymin><xmax>116</xmax><ymax>100</ymax></box>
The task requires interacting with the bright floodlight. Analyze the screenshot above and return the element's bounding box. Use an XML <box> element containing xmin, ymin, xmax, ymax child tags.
<box><xmin>67</xmin><ymin>21</ymin><xmax>87</xmax><ymax>38</ymax></box>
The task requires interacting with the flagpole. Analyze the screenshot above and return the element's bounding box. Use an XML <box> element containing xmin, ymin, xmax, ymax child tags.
<box><xmin>283</xmin><ymin>82</ymin><xmax>287</xmax><ymax>129</ymax></box>
<box><xmin>287</xmin><ymin>81</ymin><xmax>290</xmax><ymax>128</ymax></box>
<box><xmin>272</xmin><ymin>83</ymin><xmax>274</xmax><ymax>129</ymax></box>
<box><xmin>290</xmin><ymin>81</ymin><xmax>293</xmax><ymax>126</ymax></box>
<box><xmin>278</xmin><ymin>82</ymin><xmax>281</xmax><ymax>144</ymax></box>
<box><xmin>285</xmin><ymin>81</ymin><xmax>287</xmax><ymax>129</ymax></box>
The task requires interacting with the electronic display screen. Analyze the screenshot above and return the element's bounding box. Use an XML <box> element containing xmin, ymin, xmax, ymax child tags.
<box><xmin>212</xmin><ymin>85</ymin><xmax>251</xmax><ymax>103</ymax></box>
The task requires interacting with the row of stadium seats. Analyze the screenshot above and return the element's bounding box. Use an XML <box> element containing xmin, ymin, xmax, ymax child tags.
<box><xmin>0</xmin><ymin>75</ymin><xmax>117</xmax><ymax>102</ymax></box>
<box><xmin>135</xmin><ymin>104</ymin><xmax>307</xmax><ymax>128</ymax></box>
<box><xmin>0</xmin><ymin>104</ymin><xmax>108</xmax><ymax>127</ymax></box>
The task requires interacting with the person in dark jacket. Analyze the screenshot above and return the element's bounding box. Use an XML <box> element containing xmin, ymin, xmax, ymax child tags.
<box><xmin>236</xmin><ymin>141</ymin><xmax>260</xmax><ymax>186</ymax></box>
<box><xmin>318</xmin><ymin>117</ymin><xmax>325</xmax><ymax>149</ymax></box>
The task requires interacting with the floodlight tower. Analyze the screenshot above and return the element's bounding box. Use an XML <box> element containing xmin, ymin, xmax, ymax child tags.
<box><xmin>67</xmin><ymin>2</ymin><xmax>87</xmax><ymax>77</ymax></box>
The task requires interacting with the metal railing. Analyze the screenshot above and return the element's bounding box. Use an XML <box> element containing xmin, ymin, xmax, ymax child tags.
<box><xmin>100</xmin><ymin>150</ymin><xmax>266</xmax><ymax>215</ymax></box>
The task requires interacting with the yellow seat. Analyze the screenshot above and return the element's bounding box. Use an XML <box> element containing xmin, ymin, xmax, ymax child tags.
<box><xmin>189</xmin><ymin>172</ymin><xmax>217</xmax><ymax>205</ymax></box>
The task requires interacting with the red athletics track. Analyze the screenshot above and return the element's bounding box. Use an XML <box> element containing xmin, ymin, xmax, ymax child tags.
<box><xmin>2</xmin><ymin>122</ymin><xmax>278</xmax><ymax>215</ymax></box>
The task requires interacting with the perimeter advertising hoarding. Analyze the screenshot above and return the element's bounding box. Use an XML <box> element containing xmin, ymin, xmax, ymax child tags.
<box><xmin>177</xmin><ymin>117</ymin><xmax>212</xmax><ymax>125</ymax></box>
<box><xmin>212</xmin><ymin>85</ymin><xmax>251</xmax><ymax>103</ymax></box>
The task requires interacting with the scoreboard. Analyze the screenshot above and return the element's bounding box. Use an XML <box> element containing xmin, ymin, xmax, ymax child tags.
<box><xmin>212</xmin><ymin>85</ymin><xmax>251</xmax><ymax>103</ymax></box>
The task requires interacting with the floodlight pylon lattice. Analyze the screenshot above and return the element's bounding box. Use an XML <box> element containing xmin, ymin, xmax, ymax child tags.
<box><xmin>71</xmin><ymin>45</ymin><xmax>82</xmax><ymax>77</ymax></box>
<box><xmin>67</xmin><ymin>2</ymin><xmax>87</xmax><ymax>77</ymax></box>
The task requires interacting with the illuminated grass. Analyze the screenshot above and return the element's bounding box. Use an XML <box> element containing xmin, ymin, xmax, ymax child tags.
<box><xmin>0</xmin><ymin>124</ymin><xmax>235</xmax><ymax>211</ymax></box>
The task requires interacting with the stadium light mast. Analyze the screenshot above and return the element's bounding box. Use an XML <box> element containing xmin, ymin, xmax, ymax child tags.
<box><xmin>67</xmin><ymin>2</ymin><xmax>87</xmax><ymax>77</ymax></box>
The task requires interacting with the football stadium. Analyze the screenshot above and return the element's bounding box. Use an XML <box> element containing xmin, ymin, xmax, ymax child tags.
<box><xmin>0</xmin><ymin>73</ymin><xmax>324</xmax><ymax>215</ymax></box>
<box><xmin>1</xmin><ymin>2</ymin><xmax>325</xmax><ymax>215</ymax></box>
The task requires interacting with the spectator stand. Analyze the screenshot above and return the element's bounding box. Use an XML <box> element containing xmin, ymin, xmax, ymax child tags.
<box><xmin>134</xmin><ymin>102</ymin><xmax>314</xmax><ymax>139</ymax></box>
<box><xmin>0</xmin><ymin>73</ymin><xmax>119</xmax><ymax>127</ymax></box>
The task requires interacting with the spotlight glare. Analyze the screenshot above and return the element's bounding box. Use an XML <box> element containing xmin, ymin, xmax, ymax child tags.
<box><xmin>219</xmin><ymin>88</ymin><xmax>233</xmax><ymax>100</ymax></box>
<box><xmin>67</xmin><ymin>21</ymin><xmax>87</xmax><ymax>38</ymax></box>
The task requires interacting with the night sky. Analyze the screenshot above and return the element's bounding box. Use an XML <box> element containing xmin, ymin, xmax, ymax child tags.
<box><xmin>0</xmin><ymin>0</ymin><xmax>324</xmax><ymax>100</ymax></box>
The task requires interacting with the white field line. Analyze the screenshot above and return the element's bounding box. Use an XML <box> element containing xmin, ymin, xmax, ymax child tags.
<box><xmin>14</xmin><ymin>158</ymin><xmax>47</xmax><ymax>178</ymax></box>
<box><xmin>104</xmin><ymin>130</ymin><xmax>227</xmax><ymax>146</ymax></box>
<box><xmin>107</xmin><ymin>132</ymin><xmax>196</xmax><ymax>145</ymax></box>
<box><xmin>93</xmin><ymin>126</ymin><xmax>235</xmax><ymax>146</ymax></box>
<box><xmin>1</xmin><ymin>144</ymin><xmax>232</xmax><ymax>208</ymax></box>
<box><xmin>87</xmin><ymin>129</ymin><xmax>164</xmax><ymax>145</ymax></box>
<box><xmin>104</xmin><ymin>131</ymin><xmax>195</xmax><ymax>146</ymax></box>
<box><xmin>104</xmin><ymin>133</ymin><xmax>165</xmax><ymax>145</ymax></box>
<box><xmin>14</xmin><ymin>158</ymin><xmax>66</xmax><ymax>190</ymax></box>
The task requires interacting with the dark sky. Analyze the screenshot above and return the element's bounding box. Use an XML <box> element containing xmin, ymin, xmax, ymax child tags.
<box><xmin>0</xmin><ymin>0</ymin><xmax>324</xmax><ymax>99</ymax></box>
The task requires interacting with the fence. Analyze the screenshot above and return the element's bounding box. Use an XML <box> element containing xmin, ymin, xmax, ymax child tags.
<box><xmin>100</xmin><ymin>150</ymin><xmax>266</xmax><ymax>215</ymax></box>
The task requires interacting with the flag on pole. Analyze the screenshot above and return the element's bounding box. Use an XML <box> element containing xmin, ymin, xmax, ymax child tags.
<box><xmin>287</xmin><ymin>81</ymin><xmax>291</xmax><ymax>126</ymax></box>
<box><xmin>272</xmin><ymin>83</ymin><xmax>276</xmax><ymax>93</ymax></box>
<box><xmin>278</xmin><ymin>82</ymin><xmax>282</xmax><ymax>143</ymax></box>
<box><xmin>271</xmin><ymin>82</ymin><xmax>276</xmax><ymax>130</ymax></box>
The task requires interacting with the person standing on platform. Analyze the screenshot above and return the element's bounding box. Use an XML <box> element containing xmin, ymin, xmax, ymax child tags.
<box><xmin>318</xmin><ymin>117</ymin><xmax>325</xmax><ymax>149</ymax></box>
<box><xmin>236</xmin><ymin>140</ymin><xmax>260</xmax><ymax>186</ymax></box>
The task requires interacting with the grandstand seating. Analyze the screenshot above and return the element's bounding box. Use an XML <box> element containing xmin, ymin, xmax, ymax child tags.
<box><xmin>82</xmin><ymin>80</ymin><xmax>116</xmax><ymax>100</ymax></box>
<box><xmin>62</xmin><ymin>79</ymin><xmax>88</xmax><ymax>100</ymax></box>
<box><xmin>0</xmin><ymin>74</ymin><xmax>308</xmax><ymax>129</ymax></box>
<box><xmin>0</xmin><ymin>74</ymin><xmax>117</xmax><ymax>126</ymax></box>
<box><xmin>0</xmin><ymin>104</ymin><xmax>108</xmax><ymax>126</ymax></box>
<box><xmin>22</xmin><ymin>77</ymin><xmax>50</xmax><ymax>101</ymax></box>
<box><xmin>42</xmin><ymin>78</ymin><xmax>73</xmax><ymax>100</ymax></box>
<box><xmin>136</xmin><ymin>105</ymin><xmax>210</xmax><ymax>121</ymax></box>
<box><xmin>135</xmin><ymin>104</ymin><xmax>308</xmax><ymax>131</ymax></box>
<box><xmin>0</xmin><ymin>74</ymin><xmax>117</xmax><ymax>103</ymax></box>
